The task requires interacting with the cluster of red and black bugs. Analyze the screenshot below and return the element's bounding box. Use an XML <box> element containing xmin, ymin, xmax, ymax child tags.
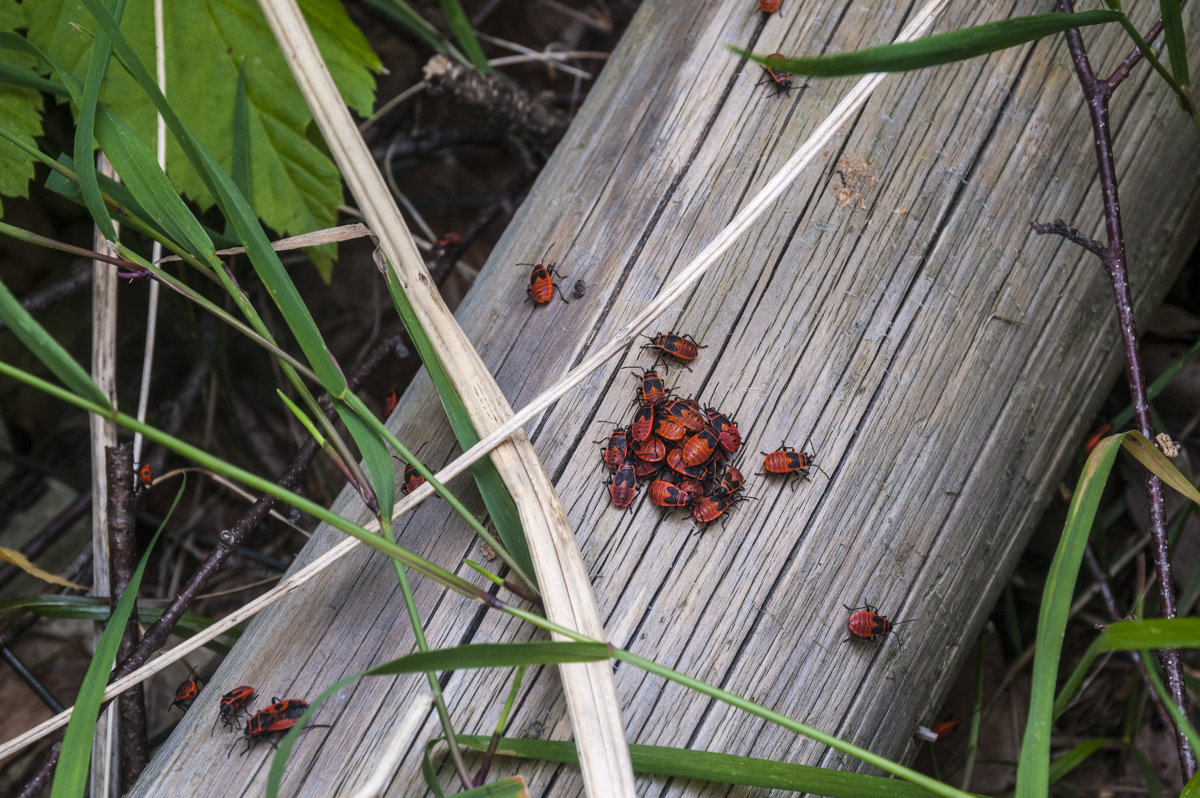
<box><xmin>169</xmin><ymin>678</ymin><xmax>327</xmax><ymax>755</ymax></box>
<box><xmin>596</xmin><ymin>333</ymin><xmax>751</xmax><ymax>528</ymax></box>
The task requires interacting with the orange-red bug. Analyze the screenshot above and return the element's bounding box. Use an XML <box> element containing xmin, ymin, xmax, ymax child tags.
<box><xmin>599</xmin><ymin>426</ymin><xmax>630</xmax><ymax>471</ymax></box>
<box><xmin>760</xmin><ymin>443</ymin><xmax>815</xmax><ymax>489</ymax></box>
<box><xmin>660</xmin><ymin>399</ymin><xmax>706</xmax><ymax>432</ymax></box>
<box><xmin>633</xmin><ymin>435</ymin><xmax>666</xmax><ymax>463</ymax></box>
<box><xmin>520</xmin><ymin>249</ymin><xmax>569</xmax><ymax>306</ymax></box>
<box><xmin>608</xmin><ymin>461</ymin><xmax>638</xmax><ymax>508</ymax></box>
<box><xmin>929</xmin><ymin>718</ymin><xmax>960</xmax><ymax>741</ymax></box>
<box><xmin>681</xmin><ymin>427</ymin><xmax>720</xmax><ymax>467</ymax></box>
<box><xmin>844</xmin><ymin>604</ymin><xmax>893</xmax><ymax>641</ymax></box>
<box><xmin>666</xmin><ymin>448</ymin><xmax>708</xmax><ymax>480</ymax></box>
<box><xmin>170</xmin><ymin>677</ymin><xmax>202</xmax><ymax>712</ymax></box>
<box><xmin>705</xmin><ymin>407</ymin><xmax>742</xmax><ymax>453</ymax></box>
<box><xmin>232</xmin><ymin>697</ymin><xmax>328</xmax><ymax>756</ymax></box>
<box><xmin>677</xmin><ymin>476</ymin><xmax>704</xmax><ymax>501</ymax></box>
<box><xmin>136</xmin><ymin>460</ymin><xmax>153</xmax><ymax>492</ymax></box>
<box><xmin>761</xmin><ymin>53</ymin><xmax>793</xmax><ymax>96</ymax></box>
<box><xmin>434</xmin><ymin>232</ymin><xmax>461</xmax><ymax>251</ymax></box>
<box><xmin>716</xmin><ymin>465</ymin><xmax>745</xmax><ymax>495</ymax></box>
<box><xmin>1083</xmin><ymin>423</ymin><xmax>1112</xmax><ymax>455</ymax></box>
<box><xmin>642</xmin><ymin>332</ymin><xmax>705</xmax><ymax>366</ymax></box>
<box><xmin>631</xmin><ymin>457</ymin><xmax>661</xmax><ymax>479</ymax></box>
<box><xmin>401</xmin><ymin>463</ymin><xmax>425</xmax><ymax>495</ymax></box>
<box><xmin>648</xmin><ymin>480</ymin><xmax>694</xmax><ymax>510</ymax></box>
<box><xmin>653</xmin><ymin>415</ymin><xmax>688</xmax><ymax>442</ymax></box>
<box><xmin>630</xmin><ymin>368</ymin><xmax>667</xmax><ymax>406</ymax></box>
<box><xmin>759</xmin><ymin>0</ymin><xmax>782</xmax><ymax>12</ymax></box>
<box><xmin>631</xmin><ymin>404</ymin><xmax>655</xmax><ymax>442</ymax></box>
<box><xmin>692</xmin><ymin>493</ymin><xmax>743</xmax><ymax>526</ymax></box>
<box><xmin>384</xmin><ymin>389</ymin><xmax>398</xmax><ymax>415</ymax></box>
<box><xmin>219</xmin><ymin>685</ymin><xmax>256</xmax><ymax>729</ymax></box>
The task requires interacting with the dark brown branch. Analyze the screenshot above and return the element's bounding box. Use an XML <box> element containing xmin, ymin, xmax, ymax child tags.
<box><xmin>1029</xmin><ymin>218</ymin><xmax>1105</xmax><ymax>256</ymax></box>
<box><xmin>15</xmin><ymin>742</ymin><xmax>61</xmax><ymax>798</ymax></box>
<box><xmin>106</xmin><ymin>444</ymin><xmax>148</xmax><ymax>786</ymax></box>
<box><xmin>1055</xmin><ymin>0</ymin><xmax>1194</xmax><ymax>779</ymax></box>
<box><xmin>423</xmin><ymin>54</ymin><xmax>569</xmax><ymax>147</ymax></box>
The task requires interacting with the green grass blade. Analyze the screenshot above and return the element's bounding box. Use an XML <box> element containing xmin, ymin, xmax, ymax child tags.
<box><xmin>361</xmin><ymin>0</ymin><xmax>463</xmax><ymax>62</ymax></box>
<box><xmin>231</xmin><ymin>60</ymin><xmax>252</xmax><ymax>210</ymax></box>
<box><xmin>383</xmin><ymin>268</ymin><xmax>535</xmax><ymax>587</ymax></box>
<box><xmin>733</xmin><ymin>11</ymin><xmax>1123</xmax><ymax>76</ymax></box>
<box><xmin>0</xmin><ymin>278</ymin><xmax>111</xmax><ymax>409</ymax></box>
<box><xmin>0</xmin><ymin>595</ymin><xmax>238</xmax><ymax>651</ymax></box>
<box><xmin>1158</xmin><ymin>0</ymin><xmax>1189</xmax><ymax>88</ymax></box>
<box><xmin>0</xmin><ymin>62</ymin><xmax>69</xmax><ymax>96</ymax></box>
<box><xmin>49</xmin><ymin>478</ymin><xmax>184</xmax><ymax>798</ymax></box>
<box><xmin>1016</xmin><ymin>433</ymin><xmax>1125</xmax><ymax>798</ymax></box>
<box><xmin>336</xmin><ymin>401</ymin><xmax>395</xmax><ymax>516</ymax></box>
<box><xmin>266</xmin><ymin>642</ymin><xmax>610</xmax><ymax>796</ymax></box>
<box><xmin>73</xmin><ymin>0</ymin><xmax>124</xmax><ymax>244</ymax></box>
<box><xmin>436</xmin><ymin>0</ymin><xmax>490</xmax><ymax>73</ymax></box>
<box><xmin>454</xmin><ymin>737</ymin><xmax>957</xmax><ymax>797</ymax></box>
<box><xmin>1141</xmin><ymin>651</ymin><xmax>1200</xmax><ymax>755</ymax></box>
<box><xmin>445</xmin><ymin>779</ymin><xmax>526</xmax><ymax>797</ymax></box>
<box><xmin>1047</xmin><ymin>738</ymin><xmax>1117</xmax><ymax>785</ymax></box>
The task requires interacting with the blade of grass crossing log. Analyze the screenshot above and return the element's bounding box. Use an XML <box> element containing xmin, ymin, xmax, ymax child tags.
<box><xmin>1158</xmin><ymin>0</ymin><xmax>1190</xmax><ymax>88</ymax></box>
<box><xmin>383</xmin><ymin>268</ymin><xmax>536</xmax><ymax>587</ymax></box>
<box><xmin>436</xmin><ymin>0</ymin><xmax>490</xmax><ymax>73</ymax></box>
<box><xmin>443</xmin><ymin>779</ymin><xmax>526</xmax><ymax>797</ymax></box>
<box><xmin>231</xmin><ymin>62</ymin><xmax>252</xmax><ymax>208</ymax></box>
<box><xmin>453</xmin><ymin>737</ymin><xmax>950</xmax><ymax>797</ymax></box>
<box><xmin>0</xmin><ymin>279</ymin><xmax>112</xmax><ymax>409</ymax></box>
<box><xmin>1016</xmin><ymin>433</ymin><xmax>1125</xmax><ymax>798</ymax></box>
<box><xmin>736</xmin><ymin>11</ymin><xmax>1123</xmax><ymax>76</ymax></box>
<box><xmin>72</xmin><ymin>0</ymin><xmax>124</xmax><ymax>244</ymax></box>
<box><xmin>49</xmin><ymin>479</ymin><xmax>183</xmax><ymax>798</ymax></box>
<box><xmin>266</xmin><ymin>642</ymin><xmax>611</xmax><ymax>796</ymax></box>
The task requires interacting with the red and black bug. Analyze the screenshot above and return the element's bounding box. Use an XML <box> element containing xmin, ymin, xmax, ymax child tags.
<box><xmin>434</xmin><ymin>232</ymin><xmax>461</xmax><ymax>251</ymax></box>
<box><xmin>677</xmin><ymin>476</ymin><xmax>704</xmax><ymax>501</ymax></box>
<box><xmin>629</xmin><ymin>368</ymin><xmax>667</xmax><ymax>406</ymax></box>
<box><xmin>705</xmin><ymin>407</ymin><xmax>742</xmax><ymax>453</ymax></box>
<box><xmin>599</xmin><ymin>426</ymin><xmax>630</xmax><ymax>471</ymax></box>
<box><xmin>632</xmin><ymin>435</ymin><xmax>666</xmax><ymax>463</ymax></box>
<box><xmin>648</xmin><ymin>480</ymin><xmax>695</xmax><ymax>510</ymax></box>
<box><xmin>692</xmin><ymin>492</ymin><xmax>743</xmax><ymax>526</ymax></box>
<box><xmin>219</xmin><ymin>686</ymin><xmax>256</xmax><ymax>729</ymax></box>
<box><xmin>135</xmin><ymin>463</ymin><xmax>154</xmax><ymax>494</ymax></box>
<box><xmin>642</xmin><ymin>332</ymin><xmax>704</xmax><ymax>367</ymax></box>
<box><xmin>844</xmin><ymin>604</ymin><xmax>896</xmax><ymax>641</ymax></box>
<box><xmin>384</xmin><ymin>389</ymin><xmax>398</xmax><ymax>415</ymax></box>
<box><xmin>631</xmin><ymin>458</ymin><xmax>661</xmax><ymax>479</ymax></box>
<box><xmin>928</xmin><ymin>718</ymin><xmax>960</xmax><ymax>741</ymax></box>
<box><xmin>608</xmin><ymin>460</ymin><xmax>638</xmax><ymax>508</ymax></box>
<box><xmin>660</xmin><ymin>399</ymin><xmax>706</xmax><ymax>432</ymax></box>
<box><xmin>631</xmin><ymin>403</ymin><xmax>655</xmax><ymax>442</ymax></box>
<box><xmin>1083</xmin><ymin>423</ymin><xmax>1112</xmax><ymax>455</ymax></box>
<box><xmin>760</xmin><ymin>442</ymin><xmax>820</xmax><ymax>489</ymax></box>
<box><xmin>232</xmin><ymin>697</ymin><xmax>329</xmax><ymax>756</ymax></box>
<box><xmin>666</xmin><ymin>448</ymin><xmax>709</xmax><ymax>480</ymax></box>
<box><xmin>716</xmin><ymin>465</ymin><xmax>745</xmax><ymax>495</ymax></box>
<box><xmin>520</xmin><ymin>249</ymin><xmax>569</xmax><ymax>305</ymax></box>
<box><xmin>401</xmin><ymin>462</ymin><xmax>425</xmax><ymax>495</ymax></box>
<box><xmin>170</xmin><ymin>676</ymin><xmax>202</xmax><ymax>712</ymax></box>
<box><xmin>761</xmin><ymin>53</ymin><xmax>793</xmax><ymax>96</ymax></box>
<box><xmin>681</xmin><ymin>427</ymin><xmax>720</xmax><ymax>467</ymax></box>
<box><xmin>652</xmin><ymin>415</ymin><xmax>688</xmax><ymax>442</ymax></box>
<box><xmin>759</xmin><ymin>0</ymin><xmax>782</xmax><ymax>12</ymax></box>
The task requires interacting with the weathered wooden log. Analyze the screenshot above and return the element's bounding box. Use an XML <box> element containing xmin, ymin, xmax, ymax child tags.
<box><xmin>131</xmin><ymin>0</ymin><xmax>1200</xmax><ymax>794</ymax></box>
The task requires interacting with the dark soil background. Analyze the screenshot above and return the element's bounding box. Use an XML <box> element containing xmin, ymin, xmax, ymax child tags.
<box><xmin>0</xmin><ymin>1</ymin><xmax>1197</xmax><ymax>795</ymax></box>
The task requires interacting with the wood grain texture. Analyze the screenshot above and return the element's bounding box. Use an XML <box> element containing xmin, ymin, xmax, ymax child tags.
<box><xmin>131</xmin><ymin>0</ymin><xmax>1200</xmax><ymax>794</ymax></box>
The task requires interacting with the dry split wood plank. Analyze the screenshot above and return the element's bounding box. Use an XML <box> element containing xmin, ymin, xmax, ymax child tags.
<box><xmin>131</xmin><ymin>0</ymin><xmax>1200</xmax><ymax>795</ymax></box>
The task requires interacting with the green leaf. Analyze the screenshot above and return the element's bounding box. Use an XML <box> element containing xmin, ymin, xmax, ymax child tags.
<box><xmin>436</xmin><ymin>0</ymin><xmax>489</xmax><ymax>73</ymax></box>
<box><xmin>24</xmin><ymin>0</ymin><xmax>380</xmax><ymax>271</ymax></box>
<box><xmin>50</xmin><ymin>478</ymin><xmax>184</xmax><ymax>798</ymax></box>
<box><xmin>72</xmin><ymin>0</ymin><xmax>123</xmax><ymax>244</ymax></box>
<box><xmin>0</xmin><ymin>1</ymin><xmax>45</xmax><ymax>214</ymax></box>
<box><xmin>1016</xmin><ymin>433</ymin><xmax>1124</xmax><ymax>798</ymax></box>
<box><xmin>1159</xmin><ymin>0</ymin><xmax>1189</xmax><ymax>89</ymax></box>
<box><xmin>455</xmin><ymin>737</ymin><xmax>952</xmax><ymax>797</ymax></box>
<box><xmin>445</xmin><ymin>779</ymin><xmax>527</xmax><ymax>797</ymax></box>
<box><xmin>266</xmin><ymin>642</ymin><xmax>611</xmax><ymax>796</ymax></box>
<box><xmin>0</xmin><ymin>277</ymin><xmax>111</xmax><ymax>409</ymax></box>
<box><xmin>734</xmin><ymin>11</ymin><xmax>1124</xmax><ymax>77</ymax></box>
<box><xmin>361</xmin><ymin>0</ymin><xmax>460</xmax><ymax>61</ymax></box>
<box><xmin>1121</xmin><ymin>431</ymin><xmax>1200</xmax><ymax>506</ymax></box>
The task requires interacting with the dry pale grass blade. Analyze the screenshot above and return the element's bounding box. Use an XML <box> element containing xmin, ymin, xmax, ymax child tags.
<box><xmin>257</xmin><ymin>0</ymin><xmax>636</xmax><ymax>794</ymax></box>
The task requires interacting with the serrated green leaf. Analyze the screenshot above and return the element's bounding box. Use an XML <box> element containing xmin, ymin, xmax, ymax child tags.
<box><xmin>0</xmin><ymin>1</ymin><xmax>45</xmax><ymax>214</ymax></box>
<box><xmin>736</xmin><ymin>10</ymin><xmax>1124</xmax><ymax>77</ymax></box>
<box><xmin>24</xmin><ymin>0</ymin><xmax>379</xmax><ymax>270</ymax></box>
